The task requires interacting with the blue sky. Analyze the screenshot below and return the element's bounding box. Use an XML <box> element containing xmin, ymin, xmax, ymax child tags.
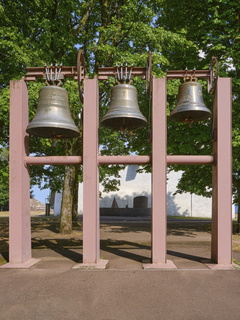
<box><xmin>31</xmin><ymin>185</ymin><xmax>50</xmax><ymax>204</ymax></box>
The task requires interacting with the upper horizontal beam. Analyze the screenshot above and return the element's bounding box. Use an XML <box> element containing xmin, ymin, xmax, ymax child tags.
<box><xmin>24</xmin><ymin>67</ymin><xmax>211</xmax><ymax>82</ymax></box>
<box><xmin>97</xmin><ymin>67</ymin><xmax>147</xmax><ymax>80</ymax></box>
<box><xmin>24</xmin><ymin>66</ymin><xmax>79</xmax><ymax>81</ymax></box>
<box><xmin>166</xmin><ymin>70</ymin><xmax>211</xmax><ymax>79</ymax></box>
<box><xmin>24</xmin><ymin>66</ymin><xmax>147</xmax><ymax>81</ymax></box>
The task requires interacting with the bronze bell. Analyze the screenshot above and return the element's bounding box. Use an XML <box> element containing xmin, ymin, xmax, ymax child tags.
<box><xmin>26</xmin><ymin>85</ymin><xmax>80</xmax><ymax>139</ymax></box>
<box><xmin>101</xmin><ymin>83</ymin><xmax>147</xmax><ymax>131</ymax></box>
<box><xmin>170</xmin><ymin>80</ymin><xmax>211</xmax><ymax>123</ymax></box>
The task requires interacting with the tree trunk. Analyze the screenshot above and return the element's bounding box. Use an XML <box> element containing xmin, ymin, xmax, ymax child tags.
<box><xmin>60</xmin><ymin>165</ymin><xmax>75</xmax><ymax>234</ymax></box>
<box><xmin>72</xmin><ymin>166</ymin><xmax>79</xmax><ymax>222</ymax></box>
<box><xmin>59</xmin><ymin>135</ymin><xmax>82</xmax><ymax>233</ymax></box>
<box><xmin>237</xmin><ymin>186</ymin><xmax>240</xmax><ymax>233</ymax></box>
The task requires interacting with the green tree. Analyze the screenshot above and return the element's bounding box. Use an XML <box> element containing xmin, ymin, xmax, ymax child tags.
<box><xmin>0</xmin><ymin>0</ymin><xmax>82</xmax><ymax>226</ymax></box>
<box><xmin>0</xmin><ymin>148</ymin><xmax>9</xmax><ymax>210</ymax></box>
<box><xmin>157</xmin><ymin>0</ymin><xmax>240</xmax><ymax>230</ymax></box>
<box><xmin>1</xmin><ymin>0</ymin><xmax>215</xmax><ymax>233</ymax></box>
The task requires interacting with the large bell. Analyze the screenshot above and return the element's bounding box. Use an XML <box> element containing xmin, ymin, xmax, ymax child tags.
<box><xmin>101</xmin><ymin>83</ymin><xmax>147</xmax><ymax>131</ymax></box>
<box><xmin>26</xmin><ymin>85</ymin><xmax>80</xmax><ymax>139</ymax></box>
<box><xmin>170</xmin><ymin>81</ymin><xmax>211</xmax><ymax>123</ymax></box>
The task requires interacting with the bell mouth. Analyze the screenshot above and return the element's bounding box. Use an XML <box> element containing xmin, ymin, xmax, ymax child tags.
<box><xmin>26</xmin><ymin>125</ymin><xmax>80</xmax><ymax>139</ymax></box>
<box><xmin>101</xmin><ymin>115</ymin><xmax>147</xmax><ymax>131</ymax></box>
<box><xmin>170</xmin><ymin>106</ymin><xmax>212</xmax><ymax>123</ymax></box>
<box><xmin>26</xmin><ymin>85</ymin><xmax>80</xmax><ymax>139</ymax></box>
<box><xmin>170</xmin><ymin>80</ymin><xmax>212</xmax><ymax>123</ymax></box>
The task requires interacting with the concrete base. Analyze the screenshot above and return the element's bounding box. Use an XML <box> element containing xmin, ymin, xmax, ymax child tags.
<box><xmin>0</xmin><ymin>258</ymin><xmax>41</xmax><ymax>269</ymax></box>
<box><xmin>201</xmin><ymin>259</ymin><xmax>233</xmax><ymax>270</ymax></box>
<box><xmin>142</xmin><ymin>260</ymin><xmax>177</xmax><ymax>269</ymax></box>
<box><xmin>73</xmin><ymin>259</ymin><xmax>109</xmax><ymax>270</ymax></box>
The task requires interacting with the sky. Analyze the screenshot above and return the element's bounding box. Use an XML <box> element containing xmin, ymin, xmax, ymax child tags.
<box><xmin>31</xmin><ymin>185</ymin><xmax>50</xmax><ymax>204</ymax></box>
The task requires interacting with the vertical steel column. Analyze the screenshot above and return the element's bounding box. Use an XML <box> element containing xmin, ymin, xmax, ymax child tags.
<box><xmin>3</xmin><ymin>80</ymin><xmax>39</xmax><ymax>268</ymax></box>
<box><xmin>144</xmin><ymin>77</ymin><xmax>176</xmax><ymax>269</ymax></box>
<box><xmin>78</xmin><ymin>77</ymin><xmax>108</xmax><ymax>269</ymax></box>
<box><xmin>152</xmin><ymin>77</ymin><xmax>167</xmax><ymax>263</ymax></box>
<box><xmin>211</xmin><ymin>77</ymin><xmax>232</xmax><ymax>267</ymax></box>
<box><xmin>82</xmin><ymin>78</ymin><xmax>99</xmax><ymax>263</ymax></box>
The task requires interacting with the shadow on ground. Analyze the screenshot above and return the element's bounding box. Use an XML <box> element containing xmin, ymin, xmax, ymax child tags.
<box><xmin>2</xmin><ymin>216</ymin><xmax>240</xmax><ymax>268</ymax></box>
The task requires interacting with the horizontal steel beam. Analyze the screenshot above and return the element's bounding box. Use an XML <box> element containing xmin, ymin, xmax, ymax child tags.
<box><xmin>25</xmin><ymin>156</ymin><xmax>82</xmax><ymax>165</ymax></box>
<box><xmin>25</xmin><ymin>155</ymin><xmax>214</xmax><ymax>166</ymax></box>
<box><xmin>167</xmin><ymin>70</ymin><xmax>211</xmax><ymax>79</ymax></box>
<box><xmin>24</xmin><ymin>66</ymin><xmax>78</xmax><ymax>81</ymax></box>
<box><xmin>167</xmin><ymin>155</ymin><xmax>214</xmax><ymax>164</ymax></box>
<box><xmin>98</xmin><ymin>67</ymin><xmax>147</xmax><ymax>80</ymax></box>
<box><xmin>98</xmin><ymin>155</ymin><xmax>150</xmax><ymax>164</ymax></box>
<box><xmin>25</xmin><ymin>66</ymin><xmax>211</xmax><ymax>82</ymax></box>
<box><xmin>24</xmin><ymin>66</ymin><xmax>147</xmax><ymax>81</ymax></box>
<box><xmin>99</xmin><ymin>155</ymin><xmax>214</xmax><ymax>165</ymax></box>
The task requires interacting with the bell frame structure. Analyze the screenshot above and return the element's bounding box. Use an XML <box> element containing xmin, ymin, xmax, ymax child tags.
<box><xmin>1</xmin><ymin>54</ymin><xmax>232</xmax><ymax>269</ymax></box>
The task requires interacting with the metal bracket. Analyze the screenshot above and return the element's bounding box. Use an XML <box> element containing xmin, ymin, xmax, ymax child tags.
<box><xmin>77</xmin><ymin>50</ymin><xmax>85</xmax><ymax>103</ymax></box>
<box><xmin>208</xmin><ymin>56</ymin><xmax>219</xmax><ymax>93</ymax></box>
<box><xmin>146</xmin><ymin>52</ymin><xmax>152</xmax><ymax>96</ymax></box>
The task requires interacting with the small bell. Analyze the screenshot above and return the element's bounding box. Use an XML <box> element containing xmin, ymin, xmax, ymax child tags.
<box><xmin>26</xmin><ymin>85</ymin><xmax>80</xmax><ymax>139</ymax></box>
<box><xmin>101</xmin><ymin>83</ymin><xmax>147</xmax><ymax>131</ymax></box>
<box><xmin>170</xmin><ymin>80</ymin><xmax>211</xmax><ymax>123</ymax></box>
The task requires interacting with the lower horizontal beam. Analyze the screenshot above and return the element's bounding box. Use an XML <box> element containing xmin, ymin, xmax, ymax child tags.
<box><xmin>25</xmin><ymin>155</ymin><xmax>214</xmax><ymax>166</ymax></box>
<box><xmin>98</xmin><ymin>155</ymin><xmax>214</xmax><ymax>165</ymax></box>
<box><xmin>25</xmin><ymin>156</ymin><xmax>82</xmax><ymax>165</ymax></box>
<box><xmin>167</xmin><ymin>155</ymin><xmax>214</xmax><ymax>165</ymax></box>
<box><xmin>98</xmin><ymin>155</ymin><xmax>151</xmax><ymax>165</ymax></box>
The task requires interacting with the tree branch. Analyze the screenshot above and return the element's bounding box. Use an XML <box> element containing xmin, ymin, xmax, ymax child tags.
<box><xmin>76</xmin><ymin>0</ymin><xmax>95</xmax><ymax>33</ymax></box>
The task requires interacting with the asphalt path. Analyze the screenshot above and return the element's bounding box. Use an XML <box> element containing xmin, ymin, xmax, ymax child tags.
<box><xmin>0</xmin><ymin>268</ymin><xmax>240</xmax><ymax>320</ymax></box>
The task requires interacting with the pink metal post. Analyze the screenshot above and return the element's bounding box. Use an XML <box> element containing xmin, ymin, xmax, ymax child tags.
<box><xmin>152</xmin><ymin>77</ymin><xmax>167</xmax><ymax>263</ymax></box>
<box><xmin>210</xmin><ymin>77</ymin><xmax>232</xmax><ymax>268</ymax></box>
<box><xmin>144</xmin><ymin>77</ymin><xmax>176</xmax><ymax>269</ymax></box>
<box><xmin>1</xmin><ymin>80</ymin><xmax>39</xmax><ymax>268</ymax></box>
<box><xmin>74</xmin><ymin>77</ymin><xmax>108</xmax><ymax>269</ymax></box>
<box><xmin>2</xmin><ymin>64</ymin><xmax>232</xmax><ymax>271</ymax></box>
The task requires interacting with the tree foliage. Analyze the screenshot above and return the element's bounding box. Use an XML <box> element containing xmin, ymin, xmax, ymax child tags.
<box><xmin>0</xmin><ymin>0</ymin><xmax>239</xmax><ymax>229</ymax></box>
<box><xmin>0</xmin><ymin>147</ymin><xmax>9</xmax><ymax>209</ymax></box>
<box><xmin>157</xmin><ymin>0</ymin><xmax>240</xmax><ymax>227</ymax></box>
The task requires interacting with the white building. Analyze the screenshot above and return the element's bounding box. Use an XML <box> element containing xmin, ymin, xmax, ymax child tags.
<box><xmin>54</xmin><ymin>165</ymin><xmax>235</xmax><ymax>218</ymax></box>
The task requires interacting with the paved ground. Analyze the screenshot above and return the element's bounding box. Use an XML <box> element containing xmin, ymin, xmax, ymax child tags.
<box><xmin>0</xmin><ymin>218</ymin><xmax>240</xmax><ymax>319</ymax></box>
<box><xmin>29</xmin><ymin>220</ymin><xmax>214</xmax><ymax>270</ymax></box>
